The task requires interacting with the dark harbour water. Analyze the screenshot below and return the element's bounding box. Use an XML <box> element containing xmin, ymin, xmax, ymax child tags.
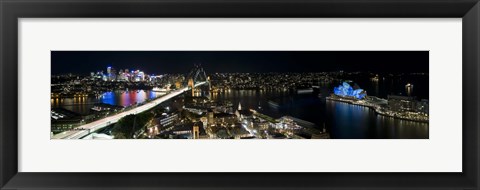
<box><xmin>211</xmin><ymin>89</ymin><xmax>428</xmax><ymax>139</ymax></box>
<box><xmin>51</xmin><ymin>90</ymin><xmax>165</xmax><ymax>115</ymax></box>
<box><xmin>210</xmin><ymin>75</ymin><xmax>429</xmax><ymax>139</ymax></box>
<box><xmin>52</xmin><ymin>76</ymin><xmax>429</xmax><ymax>139</ymax></box>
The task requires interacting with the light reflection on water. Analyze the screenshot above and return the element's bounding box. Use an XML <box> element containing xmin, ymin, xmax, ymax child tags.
<box><xmin>326</xmin><ymin>101</ymin><xmax>428</xmax><ymax>139</ymax></box>
<box><xmin>51</xmin><ymin>90</ymin><xmax>164</xmax><ymax>115</ymax></box>
<box><xmin>52</xmin><ymin>88</ymin><xmax>429</xmax><ymax>139</ymax></box>
<box><xmin>213</xmin><ymin>89</ymin><xmax>429</xmax><ymax>139</ymax></box>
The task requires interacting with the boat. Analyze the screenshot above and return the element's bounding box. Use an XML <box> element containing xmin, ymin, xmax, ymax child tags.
<box><xmin>297</xmin><ymin>88</ymin><xmax>314</xmax><ymax>94</ymax></box>
<box><xmin>152</xmin><ymin>87</ymin><xmax>170</xmax><ymax>92</ymax></box>
<box><xmin>268</xmin><ymin>100</ymin><xmax>280</xmax><ymax>109</ymax></box>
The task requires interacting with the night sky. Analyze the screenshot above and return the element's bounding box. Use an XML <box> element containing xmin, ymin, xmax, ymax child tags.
<box><xmin>51</xmin><ymin>51</ymin><xmax>428</xmax><ymax>75</ymax></box>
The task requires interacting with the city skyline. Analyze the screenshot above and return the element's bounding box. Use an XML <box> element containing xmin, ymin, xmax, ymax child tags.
<box><xmin>52</xmin><ymin>51</ymin><xmax>429</xmax><ymax>75</ymax></box>
<box><xmin>51</xmin><ymin>51</ymin><xmax>429</xmax><ymax>140</ymax></box>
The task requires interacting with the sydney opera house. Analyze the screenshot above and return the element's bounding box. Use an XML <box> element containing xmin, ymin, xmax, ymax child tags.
<box><xmin>333</xmin><ymin>82</ymin><xmax>367</xmax><ymax>99</ymax></box>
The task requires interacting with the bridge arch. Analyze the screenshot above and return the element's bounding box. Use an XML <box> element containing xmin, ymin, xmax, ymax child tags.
<box><xmin>187</xmin><ymin>64</ymin><xmax>211</xmax><ymax>97</ymax></box>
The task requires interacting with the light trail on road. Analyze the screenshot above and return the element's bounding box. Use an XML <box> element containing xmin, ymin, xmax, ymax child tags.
<box><xmin>52</xmin><ymin>82</ymin><xmax>206</xmax><ymax>139</ymax></box>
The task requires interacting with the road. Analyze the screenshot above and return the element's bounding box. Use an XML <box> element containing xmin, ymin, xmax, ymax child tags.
<box><xmin>52</xmin><ymin>82</ymin><xmax>206</xmax><ymax>139</ymax></box>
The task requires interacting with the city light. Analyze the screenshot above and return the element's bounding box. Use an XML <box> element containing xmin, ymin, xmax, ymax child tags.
<box><xmin>51</xmin><ymin>51</ymin><xmax>429</xmax><ymax>140</ymax></box>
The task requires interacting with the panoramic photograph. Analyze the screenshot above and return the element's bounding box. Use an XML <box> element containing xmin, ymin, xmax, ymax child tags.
<box><xmin>51</xmin><ymin>51</ymin><xmax>429</xmax><ymax>140</ymax></box>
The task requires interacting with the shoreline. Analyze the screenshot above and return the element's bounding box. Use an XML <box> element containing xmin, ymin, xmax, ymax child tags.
<box><xmin>326</xmin><ymin>96</ymin><xmax>429</xmax><ymax>123</ymax></box>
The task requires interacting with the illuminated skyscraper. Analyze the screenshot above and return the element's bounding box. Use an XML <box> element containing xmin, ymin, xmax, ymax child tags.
<box><xmin>405</xmin><ymin>83</ymin><xmax>414</xmax><ymax>96</ymax></box>
<box><xmin>110</xmin><ymin>67</ymin><xmax>117</xmax><ymax>81</ymax></box>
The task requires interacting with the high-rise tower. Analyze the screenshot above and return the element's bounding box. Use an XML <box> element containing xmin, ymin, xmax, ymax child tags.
<box><xmin>192</xmin><ymin>125</ymin><xmax>200</xmax><ymax>139</ymax></box>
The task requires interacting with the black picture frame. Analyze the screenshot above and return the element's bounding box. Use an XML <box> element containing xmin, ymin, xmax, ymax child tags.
<box><xmin>1</xmin><ymin>0</ymin><xmax>479</xmax><ymax>189</ymax></box>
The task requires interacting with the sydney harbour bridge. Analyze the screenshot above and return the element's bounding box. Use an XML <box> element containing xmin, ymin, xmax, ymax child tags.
<box><xmin>186</xmin><ymin>64</ymin><xmax>211</xmax><ymax>98</ymax></box>
<box><xmin>53</xmin><ymin>65</ymin><xmax>211</xmax><ymax>139</ymax></box>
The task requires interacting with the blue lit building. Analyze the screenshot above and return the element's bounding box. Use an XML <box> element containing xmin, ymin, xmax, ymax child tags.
<box><xmin>333</xmin><ymin>82</ymin><xmax>367</xmax><ymax>99</ymax></box>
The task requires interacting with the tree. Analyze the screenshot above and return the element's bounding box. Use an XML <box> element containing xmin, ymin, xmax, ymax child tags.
<box><xmin>216</xmin><ymin>129</ymin><xmax>230</xmax><ymax>139</ymax></box>
<box><xmin>111</xmin><ymin>112</ymin><xmax>154</xmax><ymax>139</ymax></box>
